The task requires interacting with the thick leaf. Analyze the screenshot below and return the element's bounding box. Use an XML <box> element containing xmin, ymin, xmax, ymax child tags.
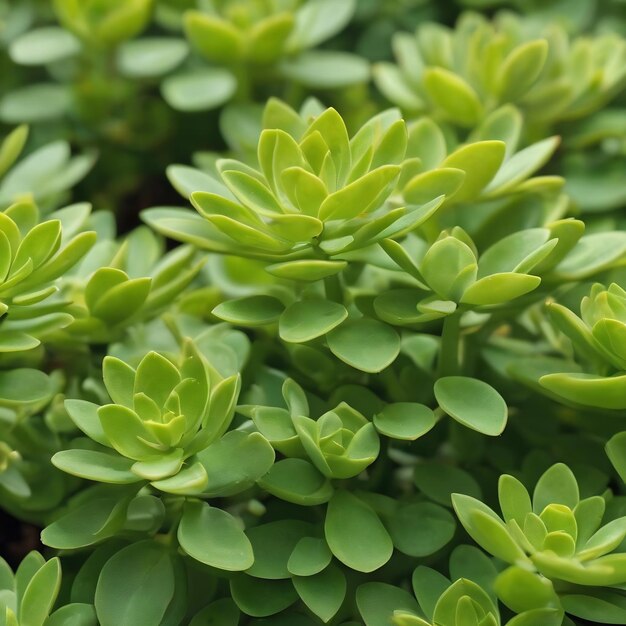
<box><xmin>434</xmin><ymin>377</ymin><xmax>508</xmax><ymax>436</ymax></box>
<box><xmin>95</xmin><ymin>541</ymin><xmax>176</xmax><ymax>626</ymax></box>
<box><xmin>20</xmin><ymin>558</ymin><xmax>61</xmax><ymax>626</ymax></box>
<box><xmin>213</xmin><ymin>296</ymin><xmax>284</xmax><ymax>326</ymax></box>
<box><xmin>423</xmin><ymin>68</ymin><xmax>483</xmax><ymax>127</ymax></box>
<box><xmin>280</xmin><ymin>51</ymin><xmax>370</xmax><ymax>89</ymax></box>
<box><xmin>287</xmin><ymin>538</ymin><xmax>332</xmax><ymax>577</ymax></box>
<box><xmin>117</xmin><ymin>38</ymin><xmax>188</xmax><ymax>78</ymax></box>
<box><xmin>293</xmin><ymin>565</ymin><xmax>346</xmax><ymax>623</ymax></box>
<box><xmin>388</xmin><ymin>501</ymin><xmax>456</xmax><ymax>557</ymax></box>
<box><xmin>246</xmin><ymin>520</ymin><xmax>311</xmax><ymax>580</ymax></box>
<box><xmin>325</xmin><ymin>491</ymin><xmax>393</xmax><ymax>572</ymax></box>
<box><xmin>279</xmin><ymin>300</ymin><xmax>347</xmax><ymax>343</ymax></box>
<box><xmin>414</xmin><ymin>462</ymin><xmax>482</xmax><ymax>507</ymax></box>
<box><xmin>327</xmin><ymin>319</ymin><xmax>400</xmax><ymax>373</ymax></box>
<box><xmin>373</xmin><ymin>403</ymin><xmax>436</xmax><ymax>440</ymax></box>
<box><xmin>356</xmin><ymin>583</ymin><xmax>419</xmax><ymax>626</ymax></box>
<box><xmin>9</xmin><ymin>27</ymin><xmax>80</xmax><ymax>65</ymax></box>
<box><xmin>178</xmin><ymin>500</ymin><xmax>253</xmax><ymax>571</ymax></box>
<box><xmin>161</xmin><ymin>69</ymin><xmax>236</xmax><ymax>112</ymax></box>
<box><xmin>258</xmin><ymin>458</ymin><xmax>334</xmax><ymax>506</ymax></box>
<box><xmin>230</xmin><ymin>576</ymin><xmax>297</xmax><ymax>618</ymax></box>
<box><xmin>51</xmin><ymin>449</ymin><xmax>138</xmax><ymax>484</ymax></box>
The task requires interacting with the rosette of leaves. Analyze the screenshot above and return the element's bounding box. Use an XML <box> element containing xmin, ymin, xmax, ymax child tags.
<box><xmin>243</xmin><ymin>378</ymin><xmax>379</xmax><ymax>489</ymax></box>
<box><xmin>357</xmin><ymin>544</ymin><xmax>564</xmax><ymax>626</ymax></box>
<box><xmin>145</xmin><ymin>100</ymin><xmax>450</xmax><ymax>373</ymax></box>
<box><xmin>54</xmin><ymin>343</ymin><xmax>250</xmax><ymax>495</ymax></box>
<box><xmin>53</xmin><ymin>0</ymin><xmax>152</xmax><ymax>46</ymax></box>
<box><xmin>0</xmin><ymin>199</ymin><xmax>96</xmax><ymax>353</ymax></box>
<box><xmin>5</xmin><ymin>1</ymin><xmax>190</xmax><ymax>130</ymax></box>
<box><xmin>146</xmin><ymin>99</ymin><xmax>444</xmax><ymax>272</ymax></box>
<box><xmin>164</xmin><ymin>0</ymin><xmax>364</xmax><ymax>113</ymax></box>
<box><xmin>0</xmin><ymin>552</ymin><xmax>94</xmax><ymax>626</ymax></box>
<box><xmin>540</xmin><ymin>282</ymin><xmax>626</xmax><ymax>409</ymax></box>
<box><xmin>61</xmin><ymin>225</ymin><xmax>205</xmax><ymax>343</ymax></box>
<box><xmin>377</xmin><ymin>214</ymin><xmax>583</xmax><ymax>330</ymax></box>
<box><xmin>0</xmin><ymin>126</ymin><xmax>95</xmax><ymax>210</ymax></box>
<box><xmin>398</xmin><ymin>109</ymin><xmax>565</xmax><ymax>226</ymax></box>
<box><xmin>453</xmin><ymin>463</ymin><xmax>626</xmax><ymax>622</ymax></box>
<box><xmin>374</xmin><ymin>11</ymin><xmax>626</xmax><ymax>129</ymax></box>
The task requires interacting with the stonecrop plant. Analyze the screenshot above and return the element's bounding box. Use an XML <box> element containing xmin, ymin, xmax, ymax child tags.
<box><xmin>4</xmin><ymin>0</ymin><xmax>626</xmax><ymax>625</ymax></box>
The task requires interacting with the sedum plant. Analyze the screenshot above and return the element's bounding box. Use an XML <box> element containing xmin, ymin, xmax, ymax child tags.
<box><xmin>3</xmin><ymin>1</ymin><xmax>626</xmax><ymax>626</ymax></box>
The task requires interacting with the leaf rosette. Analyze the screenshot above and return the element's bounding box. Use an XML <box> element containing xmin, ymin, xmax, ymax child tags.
<box><xmin>453</xmin><ymin>463</ymin><xmax>626</xmax><ymax>588</ymax></box>
<box><xmin>56</xmin><ymin>343</ymin><xmax>243</xmax><ymax>495</ymax></box>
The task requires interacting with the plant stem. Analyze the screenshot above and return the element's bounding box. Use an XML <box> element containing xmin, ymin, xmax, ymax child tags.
<box><xmin>438</xmin><ymin>311</ymin><xmax>461</xmax><ymax>378</ymax></box>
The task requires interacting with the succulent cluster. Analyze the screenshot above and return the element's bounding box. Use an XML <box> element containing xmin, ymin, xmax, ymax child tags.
<box><xmin>2</xmin><ymin>1</ymin><xmax>626</xmax><ymax>625</ymax></box>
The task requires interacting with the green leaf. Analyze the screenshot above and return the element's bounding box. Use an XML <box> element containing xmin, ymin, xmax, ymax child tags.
<box><xmin>561</xmin><ymin>591</ymin><xmax>626</xmax><ymax>624</ymax></box>
<box><xmin>45</xmin><ymin>603</ymin><xmax>97</xmax><ymax>626</ymax></box>
<box><xmin>607</xmin><ymin>432</ymin><xmax>626</xmax><ymax>483</ymax></box>
<box><xmin>213</xmin><ymin>296</ymin><xmax>284</xmax><ymax>326</ymax></box>
<box><xmin>0</xmin><ymin>84</ymin><xmax>71</xmax><ymax>124</ymax></box>
<box><xmin>183</xmin><ymin>11</ymin><xmax>242</xmax><ymax>62</ymax></box>
<box><xmin>197</xmin><ymin>431</ymin><xmax>275</xmax><ymax>497</ymax></box>
<box><xmin>279</xmin><ymin>300</ymin><xmax>347</xmax><ymax>343</ymax></box>
<box><xmin>452</xmin><ymin>494</ymin><xmax>527</xmax><ymax>563</ymax></box>
<box><xmin>230</xmin><ymin>576</ymin><xmax>297</xmax><ymax>618</ymax></box>
<box><xmin>42</xmin><ymin>492</ymin><xmax>128</xmax><ymax>550</ymax></box>
<box><xmin>356</xmin><ymin>583</ymin><xmax>420</xmax><ymax>626</ymax></box>
<box><xmin>161</xmin><ymin>69</ymin><xmax>237</xmax><ymax>112</ymax></box>
<box><xmin>51</xmin><ymin>449</ymin><xmax>138</xmax><ymax>484</ymax></box>
<box><xmin>373</xmin><ymin>403</ymin><xmax>436</xmax><ymax>440</ymax></box>
<box><xmin>293</xmin><ymin>565</ymin><xmax>346</xmax><ymax>623</ymax></box>
<box><xmin>533</xmin><ymin>463</ymin><xmax>579</xmax><ymax>514</ymax></box>
<box><xmin>388</xmin><ymin>501</ymin><xmax>456</xmax><ymax>557</ymax></box>
<box><xmin>498</xmin><ymin>474</ymin><xmax>532</xmax><ymax>525</ymax></box>
<box><xmin>421</xmin><ymin>236</ymin><xmax>476</xmax><ymax>301</ymax></box>
<box><xmin>327</xmin><ymin>319</ymin><xmax>400</xmax><ymax>373</ymax></box>
<box><xmin>539</xmin><ymin>372</ymin><xmax>626</xmax><ymax>410</ymax></box>
<box><xmin>287</xmin><ymin>538</ymin><xmax>332</xmax><ymax>577</ymax></box>
<box><xmin>495</xmin><ymin>566</ymin><xmax>558</xmax><ymax>613</ymax></box>
<box><xmin>460</xmin><ymin>273</ymin><xmax>541</xmax><ymax>306</ymax></box>
<box><xmin>258</xmin><ymin>458</ymin><xmax>334</xmax><ymax>506</ymax></box>
<box><xmin>403</xmin><ymin>168</ymin><xmax>465</xmax><ymax>205</ymax></box>
<box><xmin>65</xmin><ymin>400</ymin><xmax>109</xmax><ymax>447</ymax></box>
<box><xmin>414</xmin><ymin>462</ymin><xmax>482</xmax><ymax>507</ymax></box>
<box><xmin>423</xmin><ymin>68</ymin><xmax>483</xmax><ymax>127</ymax></box>
<box><xmin>434</xmin><ymin>377</ymin><xmax>508</xmax><ymax>436</ymax></box>
<box><xmin>9</xmin><ymin>27</ymin><xmax>80</xmax><ymax>66</ymax></box>
<box><xmin>151</xmin><ymin>462</ymin><xmax>208</xmax><ymax>495</ymax></box>
<box><xmin>0</xmin><ymin>369</ymin><xmax>54</xmax><ymax>406</ymax></box>
<box><xmin>0</xmin><ymin>125</ymin><xmax>28</xmax><ymax>178</ymax></box>
<box><xmin>288</xmin><ymin>0</ymin><xmax>356</xmax><ymax>51</ymax></box>
<box><xmin>189</xmin><ymin>599</ymin><xmax>239</xmax><ymax>626</ymax></box>
<box><xmin>95</xmin><ymin>541</ymin><xmax>175</xmax><ymax>626</ymax></box>
<box><xmin>496</xmin><ymin>40</ymin><xmax>548</xmax><ymax>102</ymax></box>
<box><xmin>117</xmin><ymin>38</ymin><xmax>188</xmax><ymax>78</ymax></box>
<box><xmin>246</xmin><ymin>520</ymin><xmax>312</xmax><ymax>580</ymax></box>
<box><xmin>248</xmin><ymin>14</ymin><xmax>294</xmax><ymax>64</ymax></box>
<box><xmin>433</xmin><ymin>579</ymin><xmax>497</xmax><ymax>626</ymax></box>
<box><xmin>178</xmin><ymin>500</ymin><xmax>253</xmax><ymax>571</ymax></box>
<box><xmin>20</xmin><ymin>558</ymin><xmax>61</xmax><ymax>626</ymax></box>
<box><xmin>441</xmin><ymin>141</ymin><xmax>506</xmax><ymax>201</ymax></box>
<box><xmin>484</xmin><ymin>137</ymin><xmax>560</xmax><ymax>195</ymax></box>
<box><xmin>325</xmin><ymin>491</ymin><xmax>393</xmax><ymax>573</ymax></box>
<box><xmin>280</xmin><ymin>51</ymin><xmax>370</xmax><ymax>89</ymax></box>
<box><xmin>266</xmin><ymin>260</ymin><xmax>346</xmax><ymax>282</ymax></box>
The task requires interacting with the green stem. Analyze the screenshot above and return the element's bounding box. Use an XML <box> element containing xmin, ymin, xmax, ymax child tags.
<box><xmin>438</xmin><ymin>311</ymin><xmax>461</xmax><ymax>378</ymax></box>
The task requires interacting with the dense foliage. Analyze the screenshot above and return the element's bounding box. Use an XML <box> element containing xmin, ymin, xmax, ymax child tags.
<box><xmin>2</xmin><ymin>0</ymin><xmax>626</xmax><ymax>624</ymax></box>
